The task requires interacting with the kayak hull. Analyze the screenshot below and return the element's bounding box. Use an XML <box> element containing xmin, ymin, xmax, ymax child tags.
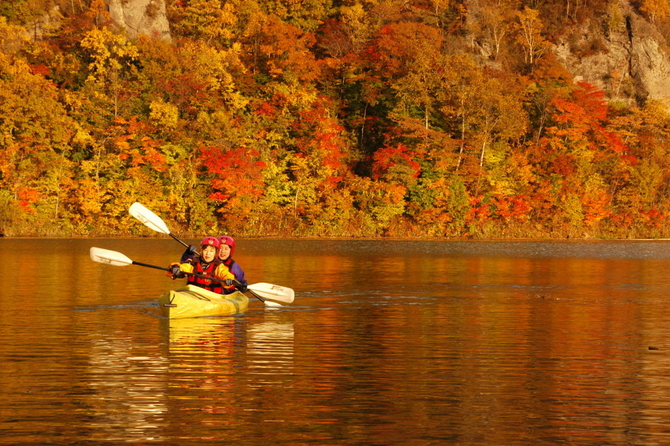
<box><xmin>158</xmin><ymin>285</ymin><xmax>249</xmax><ymax>319</ymax></box>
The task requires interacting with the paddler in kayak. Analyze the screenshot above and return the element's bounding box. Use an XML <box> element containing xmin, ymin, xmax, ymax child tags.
<box><xmin>217</xmin><ymin>236</ymin><xmax>248</xmax><ymax>293</ymax></box>
<box><xmin>178</xmin><ymin>235</ymin><xmax>248</xmax><ymax>294</ymax></box>
<box><xmin>167</xmin><ymin>236</ymin><xmax>236</xmax><ymax>294</ymax></box>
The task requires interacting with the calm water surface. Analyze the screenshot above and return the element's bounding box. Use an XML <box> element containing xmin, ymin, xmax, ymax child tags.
<box><xmin>2</xmin><ymin>238</ymin><xmax>670</xmax><ymax>445</ymax></box>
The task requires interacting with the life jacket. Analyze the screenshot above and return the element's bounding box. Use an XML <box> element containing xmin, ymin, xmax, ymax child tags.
<box><xmin>187</xmin><ymin>258</ymin><xmax>224</xmax><ymax>294</ymax></box>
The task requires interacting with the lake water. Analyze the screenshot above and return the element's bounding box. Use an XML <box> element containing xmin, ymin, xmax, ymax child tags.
<box><xmin>2</xmin><ymin>238</ymin><xmax>670</xmax><ymax>445</ymax></box>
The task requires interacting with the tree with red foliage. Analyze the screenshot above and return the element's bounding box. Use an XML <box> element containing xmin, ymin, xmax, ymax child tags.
<box><xmin>199</xmin><ymin>146</ymin><xmax>267</xmax><ymax>230</ymax></box>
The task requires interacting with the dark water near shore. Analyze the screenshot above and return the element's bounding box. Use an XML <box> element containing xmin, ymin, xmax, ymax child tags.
<box><xmin>2</xmin><ymin>238</ymin><xmax>670</xmax><ymax>445</ymax></box>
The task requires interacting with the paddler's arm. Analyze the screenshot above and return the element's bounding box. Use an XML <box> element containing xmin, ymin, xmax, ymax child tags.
<box><xmin>180</xmin><ymin>245</ymin><xmax>198</xmax><ymax>263</ymax></box>
<box><xmin>230</xmin><ymin>263</ymin><xmax>248</xmax><ymax>289</ymax></box>
<box><xmin>166</xmin><ymin>262</ymin><xmax>194</xmax><ymax>279</ymax></box>
<box><xmin>215</xmin><ymin>264</ymin><xmax>236</xmax><ymax>292</ymax></box>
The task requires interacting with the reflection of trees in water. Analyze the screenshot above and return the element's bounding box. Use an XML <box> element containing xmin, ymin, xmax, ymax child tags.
<box><xmin>247</xmin><ymin>313</ymin><xmax>295</xmax><ymax>379</ymax></box>
<box><xmin>87</xmin><ymin>336</ymin><xmax>169</xmax><ymax>443</ymax></box>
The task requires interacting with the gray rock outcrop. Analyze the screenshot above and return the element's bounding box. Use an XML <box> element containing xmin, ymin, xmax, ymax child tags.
<box><xmin>555</xmin><ymin>0</ymin><xmax>670</xmax><ymax>107</ymax></box>
<box><xmin>34</xmin><ymin>0</ymin><xmax>670</xmax><ymax>108</ymax></box>
<box><xmin>106</xmin><ymin>0</ymin><xmax>171</xmax><ymax>42</ymax></box>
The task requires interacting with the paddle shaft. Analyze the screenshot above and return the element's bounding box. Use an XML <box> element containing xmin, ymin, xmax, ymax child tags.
<box><xmin>132</xmin><ymin>260</ymin><xmax>231</xmax><ymax>285</ymax></box>
<box><xmin>169</xmin><ymin>233</ymin><xmax>194</xmax><ymax>251</ymax></box>
<box><xmin>247</xmin><ymin>289</ymin><xmax>268</xmax><ymax>304</ymax></box>
<box><xmin>132</xmin><ymin>260</ymin><xmax>171</xmax><ymax>272</ymax></box>
<box><xmin>91</xmin><ymin>246</ymin><xmax>288</xmax><ymax>306</ymax></box>
<box><xmin>133</xmin><ymin>260</ymin><xmax>268</xmax><ymax>304</ymax></box>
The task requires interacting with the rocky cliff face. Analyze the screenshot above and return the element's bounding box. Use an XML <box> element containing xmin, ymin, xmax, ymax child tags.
<box><xmin>106</xmin><ymin>0</ymin><xmax>171</xmax><ymax>42</ymax></box>
<box><xmin>553</xmin><ymin>0</ymin><xmax>670</xmax><ymax>107</ymax></box>
<box><xmin>108</xmin><ymin>0</ymin><xmax>670</xmax><ymax>107</ymax></box>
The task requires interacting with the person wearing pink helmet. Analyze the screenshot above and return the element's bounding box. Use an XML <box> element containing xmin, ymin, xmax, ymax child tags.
<box><xmin>167</xmin><ymin>236</ymin><xmax>235</xmax><ymax>294</ymax></box>
<box><xmin>218</xmin><ymin>236</ymin><xmax>248</xmax><ymax>293</ymax></box>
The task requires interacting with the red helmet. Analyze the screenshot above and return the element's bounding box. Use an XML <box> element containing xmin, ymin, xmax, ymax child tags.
<box><xmin>218</xmin><ymin>236</ymin><xmax>236</xmax><ymax>256</ymax></box>
<box><xmin>200</xmin><ymin>236</ymin><xmax>220</xmax><ymax>249</ymax></box>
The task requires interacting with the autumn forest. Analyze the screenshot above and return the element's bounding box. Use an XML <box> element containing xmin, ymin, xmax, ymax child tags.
<box><xmin>2</xmin><ymin>0</ymin><xmax>670</xmax><ymax>238</ymax></box>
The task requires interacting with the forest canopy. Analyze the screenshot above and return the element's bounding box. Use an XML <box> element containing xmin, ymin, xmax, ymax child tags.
<box><xmin>2</xmin><ymin>0</ymin><xmax>670</xmax><ymax>239</ymax></box>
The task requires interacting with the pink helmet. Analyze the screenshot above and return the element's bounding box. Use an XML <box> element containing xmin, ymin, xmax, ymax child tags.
<box><xmin>218</xmin><ymin>236</ymin><xmax>236</xmax><ymax>256</ymax></box>
<box><xmin>200</xmin><ymin>236</ymin><xmax>220</xmax><ymax>249</ymax></box>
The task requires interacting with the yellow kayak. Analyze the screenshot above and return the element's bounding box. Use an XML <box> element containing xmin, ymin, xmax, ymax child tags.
<box><xmin>158</xmin><ymin>285</ymin><xmax>249</xmax><ymax>319</ymax></box>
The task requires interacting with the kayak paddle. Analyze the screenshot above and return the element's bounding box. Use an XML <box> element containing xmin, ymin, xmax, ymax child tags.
<box><xmin>128</xmin><ymin>202</ymin><xmax>296</xmax><ymax>304</ymax></box>
<box><xmin>89</xmin><ymin>247</ymin><xmax>294</xmax><ymax>307</ymax></box>
<box><xmin>129</xmin><ymin>202</ymin><xmax>198</xmax><ymax>254</ymax></box>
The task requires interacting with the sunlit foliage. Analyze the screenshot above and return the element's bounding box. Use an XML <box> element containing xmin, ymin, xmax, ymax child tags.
<box><xmin>1</xmin><ymin>0</ymin><xmax>669</xmax><ymax>238</ymax></box>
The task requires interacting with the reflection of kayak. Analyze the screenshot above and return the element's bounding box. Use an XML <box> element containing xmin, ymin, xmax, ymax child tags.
<box><xmin>164</xmin><ymin>317</ymin><xmax>237</xmax><ymax>346</ymax></box>
<box><xmin>158</xmin><ymin>285</ymin><xmax>249</xmax><ymax>319</ymax></box>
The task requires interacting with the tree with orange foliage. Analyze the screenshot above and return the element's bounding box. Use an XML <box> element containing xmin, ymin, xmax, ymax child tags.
<box><xmin>0</xmin><ymin>38</ymin><xmax>87</xmax><ymax>234</ymax></box>
<box><xmin>528</xmin><ymin>82</ymin><xmax>634</xmax><ymax>235</ymax></box>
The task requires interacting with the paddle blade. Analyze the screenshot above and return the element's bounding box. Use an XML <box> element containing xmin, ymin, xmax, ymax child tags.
<box><xmin>90</xmin><ymin>247</ymin><xmax>133</xmax><ymax>267</ymax></box>
<box><xmin>129</xmin><ymin>202</ymin><xmax>171</xmax><ymax>235</ymax></box>
<box><xmin>247</xmin><ymin>283</ymin><xmax>295</xmax><ymax>304</ymax></box>
<box><xmin>264</xmin><ymin>300</ymin><xmax>283</xmax><ymax>308</ymax></box>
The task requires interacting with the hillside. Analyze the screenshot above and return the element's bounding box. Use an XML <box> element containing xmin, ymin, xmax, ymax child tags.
<box><xmin>2</xmin><ymin>0</ymin><xmax>670</xmax><ymax>238</ymax></box>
